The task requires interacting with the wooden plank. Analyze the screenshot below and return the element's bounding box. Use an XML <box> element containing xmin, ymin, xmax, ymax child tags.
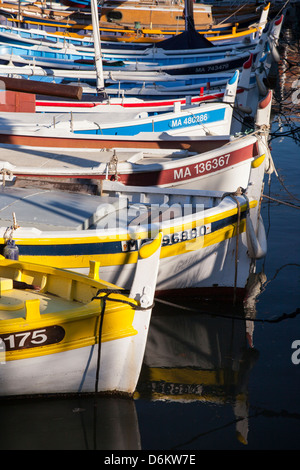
<box><xmin>0</xmin><ymin>76</ymin><xmax>83</xmax><ymax>100</ymax></box>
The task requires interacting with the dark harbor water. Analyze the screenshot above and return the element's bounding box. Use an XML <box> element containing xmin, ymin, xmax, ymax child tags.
<box><xmin>0</xmin><ymin>27</ymin><xmax>299</xmax><ymax>453</ymax></box>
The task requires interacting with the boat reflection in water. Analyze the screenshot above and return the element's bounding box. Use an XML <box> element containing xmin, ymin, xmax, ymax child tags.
<box><xmin>136</xmin><ymin>272</ymin><xmax>266</xmax><ymax>446</ymax></box>
<box><xmin>0</xmin><ymin>395</ymin><xmax>141</xmax><ymax>450</ymax></box>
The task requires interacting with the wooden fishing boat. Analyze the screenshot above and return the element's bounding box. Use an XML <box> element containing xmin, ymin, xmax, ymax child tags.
<box><xmin>0</xmin><ymin>72</ymin><xmax>237</xmax><ymax>113</ymax></box>
<box><xmin>0</xmin><ymin>160</ymin><xmax>267</xmax><ymax>302</ymax></box>
<box><xmin>0</xmin><ymin>78</ymin><xmax>267</xmax><ymax>193</ymax></box>
<box><xmin>0</xmin><ymin>5</ymin><xmax>274</xmax><ymax>74</ymax></box>
<box><xmin>0</xmin><ymin>50</ymin><xmax>263</xmax><ymax>115</ymax></box>
<box><xmin>0</xmin><ymin>50</ymin><xmax>259</xmax><ymax>118</ymax></box>
<box><xmin>0</xmin><ymin>52</ymin><xmax>255</xmax><ymax>99</ymax></box>
<box><xmin>34</xmin><ymin>84</ymin><xmax>240</xmax><ymax>113</ymax></box>
<box><xmin>93</xmin><ymin>5</ymin><xmax>274</xmax><ymax>48</ymax></box>
<box><xmin>0</xmin><ymin>21</ymin><xmax>250</xmax><ymax>52</ymax></box>
<box><xmin>0</xmin><ymin>145</ymin><xmax>270</xmax><ymax>303</ymax></box>
<box><xmin>0</xmin><ymin>20</ymin><xmax>262</xmax><ymax>59</ymax></box>
<box><xmin>0</xmin><ymin>39</ymin><xmax>260</xmax><ymax>75</ymax></box>
<box><xmin>0</xmin><ymin>232</ymin><xmax>162</xmax><ymax>397</ymax></box>
<box><xmin>0</xmin><ymin>133</ymin><xmax>257</xmax><ymax>192</ymax></box>
<box><xmin>0</xmin><ymin>0</ymin><xmax>268</xmax><ymax>34</ymax></box>
<box><xmin>0</xmin><ymin>89</ymin><xmax>274</xmax><ymax>195</ymax></box>
<box><xmin>0</xmin><ymin>91</ymin><xmax>272</xmax><ymax>301</ymax></box>
<box><xmin>0</xmin><ymin>70</ymin><xmax>240</xmax><ymax>144</ymax></box>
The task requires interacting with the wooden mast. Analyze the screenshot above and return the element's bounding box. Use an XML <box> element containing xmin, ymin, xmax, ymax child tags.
<box><xmin>90</xmin><ymin>0</ymin><xmax>105</xmax><ymax>94</ymax></box>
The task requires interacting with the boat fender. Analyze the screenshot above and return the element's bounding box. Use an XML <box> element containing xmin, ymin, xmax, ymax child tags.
<box><xmin>246</xmin><ymin>214</ymin><xmax>267</xmax><ymax>260</ymax></box>
<box><xmin>269</xmin><ymin>42</ymin><xmax>281</xmax><ymax>63</ymax></box>
<box><xmin>3</xmin><ymin>239</ymin><xmax>19</xmax><ymax>260</ymax></box>
<box><xmin>255</xmin><ymin>73</ymin><xmax>268</xmax><ymax>96</ymax></box>
<box><xmin>263</xmin><ymin>72</ymin><xmax>278</xmax><ymax>90</ymax></box>
<box><xmin>251</xmin><ymin>153</ymin><xmax>265</xmax><ymax>168</ymax></box>
<box><xmin>236</xmin><ymin>104</ymin><xmax>252</xmax><ymax>115</ymax></box>
<box><xmin>264</xmin><ymin>149</ymin><xmax>275</xmax><ymax>174</ymax></box>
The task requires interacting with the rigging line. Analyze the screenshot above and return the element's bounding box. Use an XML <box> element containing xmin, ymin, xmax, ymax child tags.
<box><xmin>264</xmin><ymin>262</ymin><xmax>300</xmax><ymax>285</ymax></box>
<box><xmin>262</xmin><ymin>194</ymin><xmax>300</xmax><ymax>209</ymax></box>
<box><xmin>250</xmin><ymin>406</ymin><xmax>300</xmax><ymax>420</ymax></box>
<box><xmin>259</xmin><ymin>130</ymin><xmax>300</xmax><ymax>202</ymax></box>
<box><xmin>94</xmin><ymin>294</ymin><xmax>107</xmax><ymax>395</ymax></box>
<box><xmin>216</xmin><ymin>2</ymin><xmax>250</xmax><ymax>26</ymax></box>
<box><xmin>271</xmin><ymin>128</ymin><xmax>300</xmax><ymax>137</ymax></box>
<box><xmin>171</xmin><ymin>403</ymin><xmax>299</xmax><ymax>451</ymax></box>
<box><xmin>170</xmin><ymin>414</ymin><xmax>248</xmax><ymax>450</ymax></box>
<box><xmin>154</xmin><ymin>298</ymin><xmax>300</xmax><ymax>324</ymax></box>
<box><xmin>93</xmin><ymin>288</ymin><xmax>155</xmax><ymax>394</ymax></box>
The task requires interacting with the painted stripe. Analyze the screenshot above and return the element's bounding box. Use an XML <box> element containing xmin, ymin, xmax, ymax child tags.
<box><xmin>73</xmin><ymin>107</ymin><xmax>226</xmax><ymax>136</ymax></box>
<box><xmin>35</xmin><ymin>90</ymin><xmax>243</xmax><ymax>110</ymax></box>
<box><xmin>0</xmin><ymin>205</ymin><xmax>251</xmax><ymax>261</ymax></box>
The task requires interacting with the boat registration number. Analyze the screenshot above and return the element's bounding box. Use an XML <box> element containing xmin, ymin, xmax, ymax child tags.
<box><xmin>174</xmin><ymin>154</ymin><xmax>231</xmax><ymax>181</ymax></box>
<box><xmin>162</xmin><ymin>224</ymin><xmax>211</xmax><ymax>246</ymax></box>
<box><xmin>0</xmin><ymin>325</ymin><xmax>65</xmax><ymax>352</ymax></box>
<box><xmin>195</xmin><ymin>63</ymin><xmax>230</xmax><ymax>74</ymax></box>
<box><xmin>121</xmin><ymin>224</ymin><xmax>211</xmax><ymax>252</ymax></box>
<box><xmin>170</xmin><ymin>113</ymin><xmax>208</xmax><ymax>129</ymax></box>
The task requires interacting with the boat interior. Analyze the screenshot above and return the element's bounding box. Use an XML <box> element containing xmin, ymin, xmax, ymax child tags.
<box><xmin>0</xmin><ymin>183</ymin><xmax>224</xmax><ymax>234</ymax></box>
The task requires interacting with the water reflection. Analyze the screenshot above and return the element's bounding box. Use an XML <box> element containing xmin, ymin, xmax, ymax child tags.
<box><xmin>271</xmin><ymin>25</ymin><xmax>300</xmax><ymax>144</ymax></box>
<box><xmin>0</xmin><ymin>395</ymin><xmax>141</xmax><ymax>450</ymax></box>
<box><xmin>136</xmin><ymin>272</ymin><xmax>266</xmax><ymax>446</ymax></box>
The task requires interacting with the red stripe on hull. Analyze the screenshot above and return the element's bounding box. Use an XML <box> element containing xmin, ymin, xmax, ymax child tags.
<box><xmin>35</xmin><ymin>92</ymin><xmax>226</xmax><ymax>109</ymax></box>
<box><xmin>12</xmin><ymin>142</ymin><xmax>257</xmax><ymax>187</ymax></box>
<box><xmin>0</xmin><ymin>134</ymin><xmax>229</xmax><ymax>153</ymax></box>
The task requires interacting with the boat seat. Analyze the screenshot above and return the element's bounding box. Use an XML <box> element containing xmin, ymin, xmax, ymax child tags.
<box><xmin>0</xmin><ymin>277</ymin><xmax>13</xmax><ymax>294</ymax></box>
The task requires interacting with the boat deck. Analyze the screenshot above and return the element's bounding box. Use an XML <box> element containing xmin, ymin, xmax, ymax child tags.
<box><xmin>0</xmin><ymin>111</ymin><xmax>149</xmax><ymax>128</ymax></box>
<box><xmin>0</xmin><ymin>185</ymin><xmax>223</xmax><ymax>233</ymax></box>
<box><xmin>0</xmin><ymin>281</ymin><xmax>76</xmax><ymax>320</ymax></box>
<box><xmin>0</xmin><ymin>145</ymin><xmax>196</xmax><ymax>171</ymax></box>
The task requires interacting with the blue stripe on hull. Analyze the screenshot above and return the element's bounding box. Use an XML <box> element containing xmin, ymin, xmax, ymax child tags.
<box><xmin>0</xmin><ymin>211</ymin><xmax>246</xmax><ymax>257</ymax></box>
<box><xmin>73</xmin><ymin>107</ymin><xmax>226</xmax><ymax>136</ymax></box>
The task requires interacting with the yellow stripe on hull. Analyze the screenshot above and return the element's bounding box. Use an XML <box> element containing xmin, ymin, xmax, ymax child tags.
<box><xmin>1</xmin><ymin>201</ymin><xmax>256</xmax><ymax>268</ymax></box>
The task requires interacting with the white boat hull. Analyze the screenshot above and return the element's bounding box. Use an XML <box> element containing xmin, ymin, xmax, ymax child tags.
<box><xmin>0</xmin><ymin>320</ymin><xmax>146</xmax><ymax>396</ymax></box>
<box><xmin>95</xmin><ymin>233</ymin><xmax>251</xmax><ymax>297</ymax></box>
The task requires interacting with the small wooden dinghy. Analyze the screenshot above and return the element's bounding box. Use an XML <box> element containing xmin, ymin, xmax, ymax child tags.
<box><xmin>0</xmin><ymin>233</ymin><xmax>162</xmax><ymax>397</ymax></box>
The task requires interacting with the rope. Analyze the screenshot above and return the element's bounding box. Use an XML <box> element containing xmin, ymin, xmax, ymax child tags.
<box><xmin>3</xmin><ymin>212</ymin><xmax>20</xmax><ymax>242</ymax></box>
<box><xmin>262</xmin><ymin>194</ymin><xmax>300</xmax><ymax>209</ymax></box>
<box><xmin>216</xmin><ymin>2</ymin><xmax>250</xmax><ymax>26</ymax></box>
<box><xmin>221</xmin><ymin>188</ymin><xmax>246</xmax><ymax>304</ymax></box>
<box><xmin>1</xmin><ymin>168</ymin><xmax>14</xmax><ymax>187</ymax></box>
<box><xmin>254</xmin><ymin>129</ymin><xmax>300</xmax><ymax>206</ymax></box>
<box><xmin>154</xmin><ymin>297</ymin><xmax>300</xmax><ymax>324</ymax></box>
<box><xmin>91</xmin><ymin>288</ymin><xmax>154</xmax><ymax>311</ymax></box>
<box><xmin>92</xmin><ymin>288</ymin><xmax>155</xmax><ymax>394</ymax></box>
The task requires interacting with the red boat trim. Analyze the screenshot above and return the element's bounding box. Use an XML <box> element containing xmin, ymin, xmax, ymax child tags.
<box><xmin>35</xmin><ymin>89</ymin><xmax>243</xmax><ymax>110</ymax></box>
<box><xmin>275</xmin><ymin>14</ymin><xmax>283</xmax><ymax>25</ymax></box>
<box><xmin>243</xmin><ymin>53</ymin><xmax>253</xmax><ymax>70</ymax></box>
<box><xmin>259</xmin><ymin>90</ymin><xmax>272</xmax><ymax>109</ymax></box>
<box><xmin>0</xmin><ymin>134</ymin><xmax>229</xmax><ymax>152</ymax></box>
<box><xmin>10</xmin><ymin>142</ymin><xmax>257</xmax><ymax>187</ymax></box>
